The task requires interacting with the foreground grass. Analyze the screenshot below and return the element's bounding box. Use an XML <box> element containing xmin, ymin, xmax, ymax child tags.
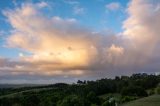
<box><xmin>121</xmin><ymin>95</ymin><xmax>160</xmax><ymax>106</ymax></box>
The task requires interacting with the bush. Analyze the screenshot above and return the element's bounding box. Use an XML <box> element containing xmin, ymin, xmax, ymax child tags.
<box><xmin>121</xmin><ymin>86</ymin><xmax>148</xmax><ymax>97</ymax></box>
<box><xmin>101</xmin><ymin>101</ymin><xmax>110</xmax><ymax>106</ymax></box>
<box><xmin>121</xmin><ymin>96</ymin><xmax>137</xmax><ymax>103</ymax></box>
<box><xmin>148</xmin><ymin>89</ymin><xmax>155</xmax><ymax>95</ymax></box>
<box><xmin>87</xmin><ymin>91</ymin><xmax>100</xmax><ymax>104</ymax></box>
<box><xmin>155</xmin><ymin>87</ymin><xmax>160</xmax><ymax>94</ymax></box>
<box><xmin>22</xmin><ymin>94</ymin><xmax>40</xmax><ymax>106</ymax></box>
<box><xmin>58</xmin><ymin>95</ymin><xmax>85</xmax><ymax>106</ymax></box>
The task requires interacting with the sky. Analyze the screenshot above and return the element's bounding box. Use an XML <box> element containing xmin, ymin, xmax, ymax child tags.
<box><xmin>0</xmin><ymin>0</ymin><xmax>160</xmax><ymax>84</ymax></box>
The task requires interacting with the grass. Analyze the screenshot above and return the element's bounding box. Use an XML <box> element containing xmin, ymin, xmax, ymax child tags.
<box><xmin>121</xmin><ymin>95</ymin><xmax>160</xmax><ymax>106</ymax></box>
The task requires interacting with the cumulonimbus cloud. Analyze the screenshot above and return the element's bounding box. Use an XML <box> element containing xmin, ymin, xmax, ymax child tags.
<box><xmin>1</xmin><ymin>0</ymin><xmax>160</xmax><ymax>83</ymax></box>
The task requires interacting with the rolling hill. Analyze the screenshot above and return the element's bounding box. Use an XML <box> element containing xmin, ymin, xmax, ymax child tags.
<box><xmin>121</xmin><ymin>95</ymin><xmax>160</xmax><ymax>106</ymax></box>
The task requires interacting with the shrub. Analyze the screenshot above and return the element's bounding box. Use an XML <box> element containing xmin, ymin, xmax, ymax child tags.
<box><xmin>155</xmin><ymin>87</ymin><xmax>160</xmax><ymax>94</ymax></box>
<box><xmin>148</xmin><ymin>89</ymin><xmax>155</xmax><ymax>95</ymax></box>
<box><xmin>101</xmin><ymin>101</ymin><xmax>110</xmax><ymax>106</ymax></box>
<box><xmin>121</xmin><ymin>86</ymin><xmax>148</xmax><ymax>97</ymax></box>
<box><xmin>121</xmin><ymin>96</ymin><xmax>136</xmax><ymax>103</ymax></box>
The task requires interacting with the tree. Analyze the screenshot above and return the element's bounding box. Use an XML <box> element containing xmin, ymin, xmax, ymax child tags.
<box><xmin>77</xmin><ymin>80</ymin><xmax>84</xmax><ymax>84</ymax></box>
<box><xmin>101</xmin><ymin>101</ymin><xmax>110</xmax><ymax>106</ymax></box>
<box><xmin>155</xmin><ymin>86</ymin><xmax>160</xmax><ymax>94</ymax></box>
<box><xmin>87</xmin><ymin>91</ymin><xmax>100</xmax><ymax>104</ymax></box>
<box><xmin>58</xmin><ymin>95</ymin><xmax>85</xmax><ymax>106</ymax></box>
<box><xmin>22</xmin><ymin>94</ymin><xmax>40</xmax><ymax>106</ymax></box>
<box><xmin>121</xmin><ymin>86</ymin><xmax>148</xmax><ymax>97</ymax></box>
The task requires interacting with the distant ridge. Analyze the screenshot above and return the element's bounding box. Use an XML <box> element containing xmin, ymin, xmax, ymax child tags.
<box><xmin>0</xmin><ymin>84</ymin><xmax>46</xmax><ymax>88</ymax></box>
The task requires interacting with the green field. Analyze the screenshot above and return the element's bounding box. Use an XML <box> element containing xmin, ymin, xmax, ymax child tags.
<box><xmin>121</xmin><ymin>95</ymin><xmax>160</xmax><ymax>106</ymax></box>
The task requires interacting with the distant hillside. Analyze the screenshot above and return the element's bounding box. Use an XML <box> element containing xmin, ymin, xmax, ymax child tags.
<box><xmin>121</xmin><ymin>95</ymin><xmax>160</xmax><ymax>106</ymax></box>
<box><xmin>0</xmin><ymin>84</ymin><xmax>45</xmax><ymax>88</ymax></box>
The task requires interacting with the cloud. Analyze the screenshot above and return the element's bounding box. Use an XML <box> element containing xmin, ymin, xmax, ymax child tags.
<box><xmin>73</xmin><ymin>6</ymin><xmax>85</xmax><ymax>15</ymax></box>
<box><xmin>1</xmin><ymin>0</ymin><xmax>160</xmax><ymax>83</ymax></box>
<box><xmin>0</xmin><ymin>30</ymin><xmax>6</xmax><ymax>41</ymax></box>
<box><xmin>0</xmin><ymin>30</ymin><xmax>5</xmax><ymax>36</ymax></box>
<box><xmin>106</xmin><ymin>2</ymin><xmax>121</xmax><ymax>11</ymax></box>
<box><xmin>64</xmin><ymin>0</ymin><xmax>85</xmax><ymax>15</ymax></box>
<box><xmin>64</xmin><ymin>0</ymin><xmax>79</xmax><ymax>5</ymax></box>
<box><xmin>123</xmin><ymin>0</ymin><xmax>160</xmax><ymax>59</ymax></box>
<box><xmin>2</xmin><ymin>2</ymin><xmax>122</xmax><ymax>78</ymax></box>
<box><xmin>37</xmin><ymin>1</ymin><xmax>48</xmax><ymax>8</ymax></box>
<box><xmin>2</xmin><ymin>2</ymin><xmax>96</xmax><ymax>75</ymax></box>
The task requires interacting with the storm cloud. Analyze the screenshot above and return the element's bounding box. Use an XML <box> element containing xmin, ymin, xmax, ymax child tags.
<box><xmin>1</xmin><ymin>0</ymin><xmax>160</xmax><ymax>83</ymax></box>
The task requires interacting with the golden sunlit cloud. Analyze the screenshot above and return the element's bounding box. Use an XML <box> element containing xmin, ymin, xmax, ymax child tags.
<box><xmin>3</xmin><ymin>2</ymin><xmax>98</xmax><ymax>74</ymax></box>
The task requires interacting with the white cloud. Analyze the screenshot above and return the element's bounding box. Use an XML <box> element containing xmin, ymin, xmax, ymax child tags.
<box><xmin>37</xmin><ymin>2</ymin><xmax>48</xmax><ymax>8</ymax></box>
<box><xmin>106</xmin><ymin>2</ymin><xmax>121</xmax><ymax>11</ymax></box>
<box><xmin>107</xmin><ymin>44</ymin><xmax>124</xmax><ymax>56</ymax></box>
<box><xmin>52</xmin><ymin>16</ymin><xmax>77</xmax><ymax>23</ymax></box>
<box><xmin>73</xmin><ymin>6</ymin><xmax>85</xmax><ymax>15</ymax></box>
<box><xmin>123</xmin><ymin>0</ymin><xmax>160</xmax><ymax>56</ymax></box>
<box><xmin>64</xmin><ymin>0</ymin><xmax>79</xmax><ymax>5</ymax></box>
<box><xmin>19</xmin><ymin>53</ymin><xmax>24</xmax><ymax>57</ymax></box>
